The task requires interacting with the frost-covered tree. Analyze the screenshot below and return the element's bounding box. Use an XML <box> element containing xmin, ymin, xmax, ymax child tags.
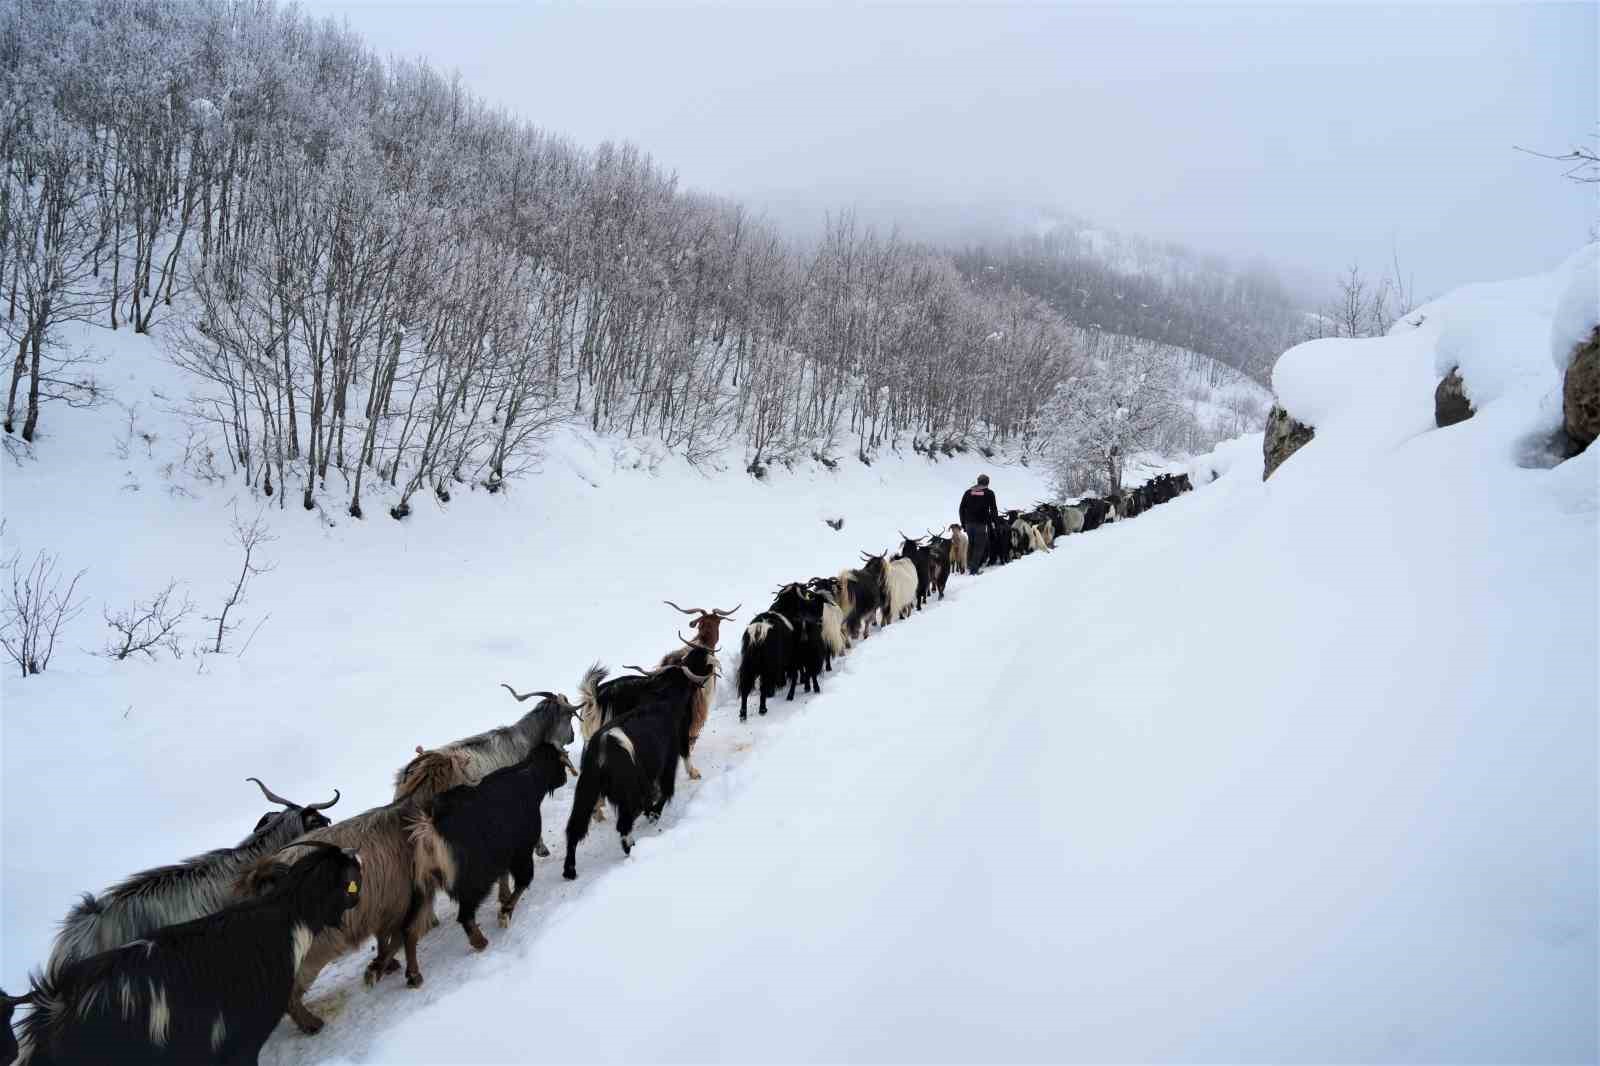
<box><xmin>1042</xmin><ymin>333</ymin><xmax>1183</xmax><ymax>496</ymax></box>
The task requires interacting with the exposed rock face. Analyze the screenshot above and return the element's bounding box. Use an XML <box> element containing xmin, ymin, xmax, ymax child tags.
<box><xmin>1434</xmin><ymin>366</ymin><xmax>1474</xmax><ymax>428</ymax></box>
<box><xmin>1262</xmin><ymin>404</ymin><xmax>1315</xmax><ymax>480</ymax></box>
<box><xmin>1563</xmin><ymin>327</ymin><xmax>1600</xmax><ymax>454</ymax></box>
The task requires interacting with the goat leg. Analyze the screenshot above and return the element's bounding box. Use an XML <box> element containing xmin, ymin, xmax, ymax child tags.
<box><xmin>285</xmin><ymin>986</ymin><xmax>325</xmax><ymax>1036</ymax></box>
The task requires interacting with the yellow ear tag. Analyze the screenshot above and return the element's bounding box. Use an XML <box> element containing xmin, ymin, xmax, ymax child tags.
<box><xmin>347</xmin><ymin>881</ymin><xmax>359</xmax><ymax>894</ymax></box>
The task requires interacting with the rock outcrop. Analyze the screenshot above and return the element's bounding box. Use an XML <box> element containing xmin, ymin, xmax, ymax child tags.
<box><xmin>1562</xmin><ymin>327</ymin><xmax>1600</xmax><ymax>455</ymax></box>
<box><xmin>1262</xmin><ymin>404</ymin><xmax>1315</xmax><ymax>480</ymax></box>
<box><xmin>1434</xmin><ymin>366</ymin><xmax>1474</xmax><ymax>428</ymax></box>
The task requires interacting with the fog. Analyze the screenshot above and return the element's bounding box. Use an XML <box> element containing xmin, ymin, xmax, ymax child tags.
<box><xmin>311</xmin><ymin>0</ymin><xmax>1596</xmax><ymax>302</ymax></box>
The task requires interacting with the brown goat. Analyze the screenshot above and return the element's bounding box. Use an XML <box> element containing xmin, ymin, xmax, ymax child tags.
<box><xmin>661</xmin><ymin>602</ymin><xmax>736</xmax><ymax>780</ymax></box>
<box><xmin>234</xmin><ymin>800</ymin><xmax>432</xmax><ymax>1034</ymax></box>
<box><xmin>657</xmin><ymin>637</ymin><xmax>723</xmax><ymax>781</ymax></box>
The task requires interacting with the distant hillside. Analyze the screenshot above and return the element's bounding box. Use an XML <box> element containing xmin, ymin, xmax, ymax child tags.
<box><xmin>954</xmin><ymin>219</ymin><xmax>1306</xmax><ymax>382</ymax></box>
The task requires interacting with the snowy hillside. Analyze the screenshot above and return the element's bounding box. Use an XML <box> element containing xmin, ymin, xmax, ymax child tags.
<box><xmin>3</xmin><ymin>245</ymin><xmax>1596</xmax><ymax>1063</ymax></box>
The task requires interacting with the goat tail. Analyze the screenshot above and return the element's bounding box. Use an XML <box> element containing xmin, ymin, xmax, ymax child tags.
<box><xmin>565</xmin><ymin>755</ymin><xmax>606</xmax><ymax>853</ymax></box>
<box><xmin>576</xmin><ymin>662</ymin><xmax>608</xmax><ymax>742</ymax></box>
<box><xmin>834</xmin><ymin>569</ymin><xmax>856</xmax><ymax>618</ymax></box>
<box><xmin>406</xmin><ymin>811</ymin><xmax>456</xmax><ymax>897</ymax></box>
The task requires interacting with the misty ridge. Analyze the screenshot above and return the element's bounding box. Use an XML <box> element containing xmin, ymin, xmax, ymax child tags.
<box><xmin>1</xmin><ymin>0</ymin><xmax>1589</xmax><ymax>509</ymax></box>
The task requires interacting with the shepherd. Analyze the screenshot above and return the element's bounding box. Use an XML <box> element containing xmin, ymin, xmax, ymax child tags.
<box><xmin>958</xmin><ymin>473</ymin><xmax>1000</xmax><ymax>575</ymax></box>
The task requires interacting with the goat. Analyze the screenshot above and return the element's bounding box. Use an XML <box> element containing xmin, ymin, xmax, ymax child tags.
<box><xmin>780</xmin><ymin>583</ymin><xmax>829</xmax><ymax>696</ymax></box>
<box><xmin>657</xmin><ymin>638</ymin><xmax>724</xmax><ymax>781</ymax></box>
<box><xmin>922</xmin><ymin>531</ymin><xmax>952</xmax><ymax>599</ymax></box>
<box><xmin>15</xmin><ymin>842</ymin><xmax>362</xmax><ymax>1066</ymax></box>
<box><xmin>1079</xmin><ymin>497</ymin><xmax>1111</xmax><ymax>531</ymax></box>
<box><xmin>804</xmin><ymin>577</ymin><xmax>852</xmax><ymax>666</ymax></box>
<box><xmin>834</xmin><ymin>558</ymin><xmax>885</xmax><ymax>642</ymax></box>
<box><xmin>885</xmin><ymin>556</ymin><xmax>918</xmax><ymax>623</ymax></box>
<box><xmin>658</xmin><ymin>602</ymin><xmax>738</xmax><ymax>778</ymax></box>
<box><xmin>737</xmin><ymin>585</ymin><xmax>807</xmax><ymax>718</ymax></box>
<box><xmin>233</xmin><ymin>801</ymin><xmax>430</xmax><ymax>1033</ymax></box>
<box><xmin>394</xmin><ymin>688</ymin><xmax>577</xmax><ymax>856</ymax></box>
<box><xmin>947</xmin><ymin>523</ymin><xmax>969</xmax><ymax>574</ymax></box>
<box><xmin>896</xmin><ymin>532</ymin><xmax>932</xmax><ymax>610</ymax></box>
<box><xmin>563</xmin><ymin>663</ymin><xmax>711</xmax><ymax>880</ymax></box>
<box><xmin>408</xmin><ymin>744</ymin><xmax>568</xmax><ymax>953</ymax></box>
<box><xmin>986</xmin><ymin>516</ymin><xmax>1012</xmax><ymax>566</ymax></box>
<box><xmin>45</xmin><ymin>779</ymin><xmax>339</xmax><ymax>981</ymax></box>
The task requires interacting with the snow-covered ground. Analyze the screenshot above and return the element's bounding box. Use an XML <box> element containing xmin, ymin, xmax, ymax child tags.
<box><xmin>3</xmin><ymin>245</ymin><xmax>1596</xmax><ymax>1063</ymax></box>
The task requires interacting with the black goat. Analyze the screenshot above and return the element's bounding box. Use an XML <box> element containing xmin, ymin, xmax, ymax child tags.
<box><xmin>986</xmin><ymin>516</ymin><xmax>1011</xmax><ymax>566</ymax></box>
<box><xmin>14</xmin><ymin>843</ymin><xmax>361</xmax><ymax>1066</ymax></box>
<box><xmin>563</xmin><ymin>669</ymin><xmax>705</xmax><ymax>880</ymax></box>
<box><xmin>923</xmin><ymin>530</ymin><xmax>952</xmax><ymax>600</ymax></box>
<box><xmin>739</xmin><ymin>582</ymin><xmax>812</xmax><ymax>713</ymax></box>
<box><xmin>895</xmin><ymin>533</ymin><xmax>932</xmax><ymax>610</ymax></box>
<box><xmin>409</xmin><ymin>744</ymin><xmax>569</xmax><ymax>953</ymax></box>
<box><xmin>1080</xmin><ymin>497</ymin><xmax>1111</xmax><ymax>531</ymax></box>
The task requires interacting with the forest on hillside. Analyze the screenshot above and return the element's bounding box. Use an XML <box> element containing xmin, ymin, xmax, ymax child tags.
<box><xmin>2</xmin><ymin>0</ymin><xmax>1292</xmax><ymax>516</ymax></box>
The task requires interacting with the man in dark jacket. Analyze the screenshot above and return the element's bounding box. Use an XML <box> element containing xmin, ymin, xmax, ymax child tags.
<box><xmin>959</xmin><ymin>474</ymin><xmax>1000</xmax><ymax>575</ymax></box>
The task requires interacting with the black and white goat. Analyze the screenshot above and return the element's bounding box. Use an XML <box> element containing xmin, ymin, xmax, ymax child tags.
<box><xmin>895</xmin><ymin>533</ymin><xmax>932</xmax><ymax>610</ymax></box>
<box><xmin>834</xmin><ymin>557</ymin><xmax>886</xmax><ymax>642</ymax></box>
<box><xmin>737</xmin><ymin>583</ymin><xmax>812</xmax><ymax>718</ymax></box>
<box><xmin>44</xmin><ymin>778</ymin><xmax>339</xmax><ymax>980</ymax></box>
<box><xmin>562</xmin><ymin>658</ymin><xmax>711</xmax><ymax>880</ymax></box>
<box><xmin>408</xmin><ymin>744</ymin><xmax>569</xmax><ymax>952</ymax></box>
<box><xmin>14</xmin><ymin>842</ymin><xmax>362</xmax><ymax>1066</ymax></box>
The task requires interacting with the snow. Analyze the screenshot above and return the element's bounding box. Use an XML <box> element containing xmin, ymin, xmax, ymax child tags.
<box><xmin>4</xmin><ymin>245</ymin><xmax>1597</xmax><ymax>1064</ymax></box>
<box><xmin>1550</xmin><ymin>241</ymin><xmax>1599</xmax><ymax>373</ymax></box>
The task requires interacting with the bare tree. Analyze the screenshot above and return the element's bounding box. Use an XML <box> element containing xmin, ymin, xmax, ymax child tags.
<box><xmin>102</xmin><ymin>580</ymin><xmax>194</xmax><ymax>661</ymax></box>
<box><xmin>0</xmin><ymin>545</ymin><xmax>86</xmax><ymax>677</ymax></box>
<box><xmin>207</xmin><ymin>509</ymin><xmax>274</xmax><ymax>654</ymax></box>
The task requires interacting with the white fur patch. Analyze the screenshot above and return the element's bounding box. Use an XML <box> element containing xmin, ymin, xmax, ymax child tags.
<box><xmin>147</xmin><ymin>982</ymin><xmax>170</xmax><ymax>1047</ymax></box>
<box><xmin>210</xmin><ymin>1012</ymin><xmax>228</xmax><ymax>1053</ymax></box>
<box><xmin>119</xmin><ymin>977</ymin><xmax>136</xmax><ymax>1020</ymax></box>
<box><xmin>291</xmin><ymin>923</ymin><xmax>314</xmax><ymax>972</ymax></box>
<box><xmin>746</xmin><ymin>620</ymin><xmax>772</xmax><ymax>645</ymax></box>
<box><xmin>606</xmin><ymin>728</ymin><xmax>637</xmax><ymax>764</ymax></box>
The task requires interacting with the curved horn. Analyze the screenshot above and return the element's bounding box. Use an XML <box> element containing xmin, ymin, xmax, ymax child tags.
<box><xmin>502</xmin><ymin>682</ymin><xmax>552</xmax><ymax>703</ymax></box>
<box><xmin>0</xmin><ymin>990</ymin><xmax>33</xmax><ymax>1007</ymax></box>
<box><xmin>674</xmin><ymin>665</ymin><xmax>711</xmax><ymax>685</ymax></box>
<box><xmin>711</xmin><ymin>603</ymin><xmax>740</xmax><ymax>618</ymax></box>
<box><xmin>663</xmin><ymin>599</ymin><xmax>706</xmax><ymax>618</ymax></box>
<box><xmin>246</xmin><ymin>776</ymin><xmax>296</xmax><ymax>808</ymax></box>
<box><xmin>621</xmin><ymin>663</ymin><xmax>653</xmax><ymax>675</ymax></box>
<box><xmin>304</xmin><ymin>788</ymin><xmax>340</xmax><ymax>813</ymax></box>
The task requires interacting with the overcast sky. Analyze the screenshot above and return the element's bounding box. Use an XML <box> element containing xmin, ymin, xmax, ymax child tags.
<box><xmin>310</xmin><ymin>0</ymin><xmax>1595</xmax><ymax>301</ymax></box>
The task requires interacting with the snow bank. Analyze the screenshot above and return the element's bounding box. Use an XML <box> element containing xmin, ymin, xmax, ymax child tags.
<box><xmin>1550</xmin><ymin>242</ymin><xmax>1599</xmax><ymax>372</ymax></box>
<box><xmin>1272</xmin><ymin>247</ymin><xmax>1588</xmax><ymax>463</ymax></box>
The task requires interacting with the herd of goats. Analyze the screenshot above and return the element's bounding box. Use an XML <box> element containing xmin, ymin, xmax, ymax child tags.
<box><xmin>1</xmin><ymin>472</ymin><xmax>1195</xmax><ymax>1065</ymax></box>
